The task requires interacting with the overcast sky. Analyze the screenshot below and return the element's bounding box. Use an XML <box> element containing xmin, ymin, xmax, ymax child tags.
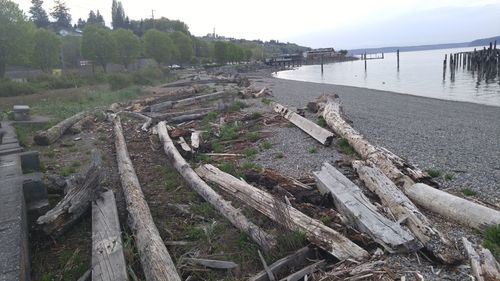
<box><xmin>14</xmin><ymin>0</ymin><xmax>500</xmax><ymax>49</ymax></box>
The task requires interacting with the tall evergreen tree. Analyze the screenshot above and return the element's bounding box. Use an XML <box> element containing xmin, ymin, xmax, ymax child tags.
<box><xmin>76</xmin><ymin>18</ymin><xmax>86</xmax><ymax>28</ymax></box>
<box><xmin>50</xmin><ymin>0</ymin><xmax>71</xmax><ymax>28</ymax></box>
<box><xmin>29</xmin><ymin>0</ymin><xmax>49</xmax><ymax>28</ymax></box>
<box><xmin>87</xmin><ymin>10</ymin><xmax>97</xmax><ymax>25</ymax></box>
<box><xmin>95</xmin><ymin>10</ymin><xmax>105</xmax><ymax>26</ymax></box>
<box><xmin>111</xmin><ymin>0</ymin><xmax>126</xmax><ymax>29</ymax></box>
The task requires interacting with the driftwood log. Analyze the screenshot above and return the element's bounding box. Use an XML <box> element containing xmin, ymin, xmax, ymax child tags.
<box><xmin>149</xmin><ymin>107</ymin><xmax>217</xmax><ymax>123</ymax></box>
<box><xmin>37</xmin><ymin>149</ymin><xmax>102</xmax><ymax>238</ymax></box>
<box><xmin>313</xmin><ymin>162</ymin><xmax>418</xmax><ymax>252</ymax></box>
<box><xmin>191</xmin><ymin>131</ymin><xmax>201</xmax><ymax>150</ymax></box>
<box><xmin>34</xmin><ymin>111</ymin><xmax>87</xmax><ymax>145</ymax></box>
<box><xmin>250</xmin><ymin>246</ymin><xmax>314</xmax><ymax>281</ymax></box>
<box><xmin>92</xmin><ymin>190</ymin><xmax>128</xmax><ymax>281</ymax></box>
<box><xmin>150</xmin><ymin>91</ymin><xmax>231</xmax><ymax>112</ymax></box>
<box><xmin>272</xmin><ymin>102</ymin><xmax>334</xmax><ymax>146</ymax></box>
<box><xmin>353</xmin><ymin>161</ymin><xmax>462</xmax><ymax>263</ymax></box>
<box><xmin>161</xmin><ymin>78</ymin><xmax>239</xmax><ymax>88</ymax></box>
<box><xmin>157</xmin><ymin>122</ymin><xmax>276</xmax><ymax>251</ymax></box>
<box><xmin>195</xmin><ymin>164</ymin><xmax>369</xmax><ymax>260</ymax></box>
<box><xmin>184</xmin><ymin>258</ymin><xmax>238</xmax><ymax>269</ymax></box>
<box><xmin>463</xmin><ymin>237</ymin><xmax>486</xmax><ymax>281</ymax></box>
<box><xmin>278</xmin><ymin>260</ymin><xmax>326</xmax><ymax>281</ymax></box>
<box><xmin>112</xmin><ymin>115</ymin><xmax>181</xmax><ymax>281</ymax></box>
<box><xmin>318</xmin><ymin>94</ymin><xmax>500</xmax><ymax>230</ymax></box>
<box><xmin>118</xmin><ymin>111</ymin><xmax>152</xmax><ymax>132</ymax></box>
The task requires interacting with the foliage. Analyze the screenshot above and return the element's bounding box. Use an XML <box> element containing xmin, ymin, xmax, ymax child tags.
<box><xmin>81</xmin><ymin>25</ymin><xmax>116</xmax><ymax>72</ymax></box>
<box><xmin>0</xmin><ymin>79</ymin><xmax>36</xmax><ymax>97</ymax></box>
<box><xmin>213</xmin><ymin>41</ymin><xmax>226</xmax><ymax>64</ymax></box>
<box><xmin>61</xmin><ymin>36</ymin><xmax>81</xmax><ymax>68</ymax></box>
<box><xmin>425</xmin><ymin>168</ymin><xmax>442</xmax><ymax>178</ymax></box>
<box><xmin>483</xmin><ymin>224</ymin><xmax>500</xmax><ymax>260</ymax></box>
<box><xmin>86</xmin><ymin>10</ymin><xmax>104</xmax><ymax>26</ymax></box>
<box><xmin>31</xmin><ymin>28</ymin><xmax>61</xmax><ymax>72</ymax></box>
<box><xmin>0</xmin><ymin>0</ymin><xmax>35</xmax><ymax>77</ymax></box>
<box><xmin>462</xmin><ymin>187</ymin><xmax>477</xmax><ymax>196</ymax></box>
<box><xmin>308</xmin><ymin>147</ymin><xmax>318</xmax><ymax>154</ymax></box>
<box><xmin>338</xmin><ymin>138</ymin><xmax>354</xmax><ymax>155</ymax></box>
<box><xmin>213</xmin><ymin>41</ymin><xmax>245</xmax><ymax>64</ymax></box>
<box><xmin>112</xmin><ymin>28</ymin><xmax>141</xmax><ymax>68</ymax></box>
<box><xmin>29</xmin><ymin>0</ymin><xmax>49</xmax><ymax>28</ymax></box>
<box><xmin>131</xmin><ymin>63</ymin><xmax>163</xmax><ymax>85</ymax></box>
<box><xmin>107</xmin><ymin>72</ymin><xmax>132</xmax><ymax>90</ymax></box>
<box><xmin>111</xmin><ymin>0</ymin><xmax>127</xmax><ymax>29</ymax></box>
<box><xmin>169</xmin><ymin>31</ymin><xmax>193</xmax><ymax>65</ymax></box>
<box><xmin>143</xmin><ymin>29</ymin><xmax>175</xmax><ymax>65</ymax></box>
<box><xmin>50</xmin><ymin>0</ymin><xmax>71</xmax><ymax>28</ymax></box>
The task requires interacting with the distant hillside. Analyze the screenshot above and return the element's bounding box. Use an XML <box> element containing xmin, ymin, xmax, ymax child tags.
<box><xmin>348</xmin><ymin>35</ymin><xmax>499</xmax><ymax>55</ymax></box>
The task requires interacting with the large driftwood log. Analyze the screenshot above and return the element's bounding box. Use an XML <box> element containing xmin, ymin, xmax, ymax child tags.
<box><xmin>112</xmin><ymin>115</ymin><xmax>181</xmax><ymax>281</ymax></box>
<box><xmin>318</xmin><ymin>94</ymin><xmax>500</xmax><ymax>230</ymax></box>
<box><xmin>92</xmin><ymin>190</ymin><xmax>128</xmax><ymax>281</ymax></box>
<box><xmin>157</xmin><ymin>122</ymin><xmax>276</xmax><ymax>251</ymax></box>
<box><xmin>37</xmin><ymin>149</ymin><xmax>102</xmax><ymax>238</ymax></box>
<box><xmin>34</xmin><ymin>111</ymin><xmax>87</xmax><ymax>145</ymax></box>
<box><xmin>352</xmin><ymin>161</ymin><xmax>462</xmax><ymax>263</ymax></box>
<box><xmin>250</xmin><ymin>246</ymin><xmax>313</xmax><ymax>281</ymax></box>
<box><xmin>272</xmin><ymin>102</ymin><xmax>334</xmax><ymax>146</ymax></box>
<box><xmin>480</xmin><ymin>248</ymin><xmax>500</xmax><ymax>281</ymax></box>
<box><xmin>195</xmin><ymin>164</ymin><xmax>369</xmax><ymax>260</ymax></box>
<box><xmin>161</xmin><ymin>78</ymin><xmax>238</xmax><ymax>88</ymax></box>
<box><xmin>118</xmin><ymin>111</ymin><xmax>152</xmax><ymax>132</ymax></box>
<box><xmin>316</xmin><ymin>94</ymin><xmax>432</xmax><ymax>186</ymax></box>
<box><xmin>150</xmin><ymin>91</ymin><xmax>230</xmax><ymax>112</ymax></box>
<box><xmin>313</xmin><ymin>162</ymin><xmax>418</xmax><ymax>253</ymax></box>
<box><xmin>149</xmin><ymin>107</ymin><xmax>217</xmax><ymax>123</ymax></box>
<box><xmin>407</xmin><ymin>183</ymin><xmax>500</xmax><ymax>231</ymax></box>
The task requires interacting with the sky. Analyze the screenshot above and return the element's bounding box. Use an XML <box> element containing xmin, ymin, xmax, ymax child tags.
<box><xmin>14</xmin><ymin>0</ymin><xmax>500</xmax><ymax>49</ymax></box>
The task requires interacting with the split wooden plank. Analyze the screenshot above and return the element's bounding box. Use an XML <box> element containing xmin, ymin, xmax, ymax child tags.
<box><xmin>157</xmin><ymin>122</ymin><xmax>276</xmax><ymax>251</ymax></box>
<box><xmin>250</xmin><ymin>246</ymin><xmax>313</xmax><ymax>281</ymax></box>
<box><xmin>184</xmin><ymin>258</ymin><xmax>238</xmax><ymax>269</ymax></box>
<box><xmin>34</xmin><ymin>111</ymin><xmax>87</xmax><ymax>145</ymax></box>
<box><xmin>313</xmin><ymin>162</ymin><xmax>418</xmax><ymax>253</ymax></box>
<box><xmin>352</xmin><ymin>161</ymin><xmax>463</xmax><ymax>264</ymax></box>
<box><xmin>195</xmin><ymin>164</ymin><xmax>369</xmax><ymax>260</ymax></box>
<box><xmin>272</xmin><ymin>102</ymin><xmax>333</xmax><ymax>146</ymax></box>
<box><xmin>92</xmin><ymin>190</ymin><xmax>128</xmax><ymax>281</ymax></box>
<box><xmin>112</xmin><ymin>115</ymin><xmax>181</xmax><ymax>281</ymax></box>
<box><xmin>37</xmin><ymin>149</ymin><xmax>102</xmax><ymax>238</ymax></box>
<box><xmin>407</xmin><ymin>183</ymin><xmax>500</xmax><ymax>230</ymax></box>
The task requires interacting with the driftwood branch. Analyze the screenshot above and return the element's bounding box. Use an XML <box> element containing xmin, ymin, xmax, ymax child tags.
<box><xmin>250</xmin><ymin>246</ymin><xmax>313</xmax><ymax>281</ymax></box>
<box><xmin>112</xmin><ymin>115</ymin><xmax>181</xmax><ymax>281</ymax></box>
<box><xmin>34</xmin><ymin>111</ymin><xmax>87</xmax><ymax>145</ymax></box>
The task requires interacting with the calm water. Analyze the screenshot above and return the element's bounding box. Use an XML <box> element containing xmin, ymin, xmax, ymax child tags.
<box><xmin>275</xmin><ymin>47</ymin><xmax>500</xmax><ymax>107</ymax></box>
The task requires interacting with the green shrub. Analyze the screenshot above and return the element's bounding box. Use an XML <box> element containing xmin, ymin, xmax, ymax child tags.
<box><xmin>483</xmin><ymin>225</ymin><xmax>500</xmax><ymax>260</ymax></box>
<box><xmin>107</xmin><ymin>73</ymin><xmax>133</xmax><ymax>90</ymax></box>
<box><xmin>462</xmin><ymin>187</ymin><xmax>477</xmax><ymax>196</ymax></box>
<box><xmin>132</xmin><ymin>64</ymin><xmax>163</xmax><ymax>85</ymax></box>
<box><xmin>308</xmin><ymin>147</ymin><xmax>318</xmax><ymax>154</ymax></box>
<box><xmin>243</xmin><ymin>147</ymin><xmax>257</xmax><ymax>158</ymax></box>
<box><xmin>220</xmin><ymin>123</ymin><xmax>240</xmax><ymax>141</ymax></box>
<box><xmin>426</xmin><ymin>168</ymin><xmax>442</xmax><ymax>178</ymax></box>
<box><xmin>338</xmin><ymin>138</ymin><xmax>354</xmax><ymax>155</ymax></box>
<box><xmin>0</xmin><ymin>79</ymin><xmax>36</xmax><ymax>97</ymax></box>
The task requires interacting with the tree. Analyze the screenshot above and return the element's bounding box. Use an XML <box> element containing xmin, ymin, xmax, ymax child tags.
<box><xmin>112</xmin><ymin>28</ymin><xmax>140</xmax><ymax>69</ymax></box>
<box><xmin>81</xmin><ymin>25</ymin><xmax>115</xmax><ymax>72</ymax></box>
<box><xmin>61</xmin><ymin>36</ymin><xmax>81</xmax><ymax>67</ymax></box>
<box><xmin>87</xmin><ymin>10</ymin><xmax>97</xmax><ymax>24</ymax></box>
<box><xmin>0</xmin><ymin>0</ymin><xmax>35</xmax><ymax>77</ymax></box>
<box><xmin>95</xmin><ymin>10</ymin><xmax>105</xmax><ymax>26</ymax></box>
<box><xmin>76</xmin><ymin>18</ymin><xmax>85</xmax><ymax>28</ymax></box>
<box><xmin>111</xmin><ymin>0</ymin><xmax>126</xmax><ymax>29</ymax></box>
<box><xmin>214</xmin><ymin>41</ymin><xmax>227</xmax><ymax>64</ymax></box>
<box><xmin>50</xmin><ymin>0</ymin><xmax>71</xmax><ymax>29</ymax></box>
<box><xmin>31</xmin><ymin>28</ymin><xmax>61</xmax><ymax>72</ymax></box>
<box><xmin>169</xmin><ymin>31</ymin><xmax>193</xmax><ymax>66</ymax></box>
<box><xmin>143</xmin><ymin>29</ymin><xmax>174</xmax><ymax>65</ymax></box>
<box><xmin>29</xmin><ymin>0</ymin><xmax>49</xmax><ymax>28</ymax></box>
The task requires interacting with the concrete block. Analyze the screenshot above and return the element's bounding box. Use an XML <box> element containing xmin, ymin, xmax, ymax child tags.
<box><xmin>22</xmin><ymin>173</ymin><xmax>48</xmax><ymax>208</ymax></box>
<box><xmin>13</xmin><ymin>105</ymin><xmax>30</xmax><ymax>122</ymax></box>
<box><xmin>19</xmin><ymin>151</ymin><xmax>40</xmax><ymax>173</ymax></box>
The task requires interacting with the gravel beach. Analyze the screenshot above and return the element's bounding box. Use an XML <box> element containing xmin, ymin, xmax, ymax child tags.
<box><xmin>251</xmin><ymin>76</ymin><xmax>500</xmax><ymax>205</ymax></box>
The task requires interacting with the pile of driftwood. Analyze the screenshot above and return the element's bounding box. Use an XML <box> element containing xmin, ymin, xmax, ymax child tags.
<box><xmin>32</xmin><ymin>74</ymin><xmax>500</xmax><ymax>280</ymax></box>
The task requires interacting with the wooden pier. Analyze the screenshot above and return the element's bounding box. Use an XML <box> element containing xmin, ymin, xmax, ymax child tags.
<box><xmin>265</xmin><ymin>54</ymin><xmax>303</xmax><ymax>68</ymax></box>
<box><xmin>444</xmin><ymin>40</ymin><xmax>499</xmax><ymax>82</ymax></box>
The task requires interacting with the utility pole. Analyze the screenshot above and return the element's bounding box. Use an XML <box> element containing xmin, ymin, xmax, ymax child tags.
<box><xmin>151</xmin><ymin>10</ymin><xmax>155</xmax><ymax>28</ymax></box>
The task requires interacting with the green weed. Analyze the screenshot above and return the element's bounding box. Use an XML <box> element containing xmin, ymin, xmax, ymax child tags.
<box><xmin>338</xmin><ymin>138</ymin><xmax>354</xmax><ymax>155</ymax></box>
<box><xmin>426</xmin><ymin>168</ymin><xmax>442</xmax><ymax>178</ymax></box>
<box><xmin>462</xmin><ymin>187</ymin><xmax>477</xmax><ymax>196</ymax></box>
<box><xmin>483</xmin><ymin>224</ymin><xmax>500</xmax><ymax>260</ymax></box>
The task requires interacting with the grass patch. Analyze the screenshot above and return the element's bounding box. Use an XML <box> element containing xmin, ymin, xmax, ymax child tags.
<box><xmin>250</xmin><ymin>112</ymin><xmax>262</xmax><ymax>119</ymax></box>
<box><xmin>275</xmin><ymin>152</ymin><xmax>284</xmax><ymax>159</ymax></box>
<box><xmin>217</xmin><ymin>161</ymin><xmax>242</xmax><ymax>178</ymax></box>
<box><xmin>227</xmin><ymin>101</ymin><xmax>247</xmax><ymax>112</ymax></box>
<box><xmin>191</xmin><ymin>202</ymin><xmax>218</xmax><ymax>218</ymax></box>
<box><xmin>337</xmin><ymin>138</ymin><xmax>354</xmax><ymax>155</ymax></box>
<box><xmin>462</xmin><ymin>187</ymin><xmax>477</xmax><ymax>196</ymax></box>
<box><xmin>201</xmin><ymin>111</ymin><xmax>218</xmax><ymax>126</ymax></box>
<box><xmin>320</xmin><ymin>216</ymin><xmax>333</xmax><ymax>225</ymax></box>
<box><xmin>60</xmin><ymin>166</ymin><xmax>77</xmax><ymax>177</ymax></box>
<box><xmin>444</xmin><ymin>173</ymin><xmax>454</xmax><ymax>181</ymax></box>
<box><xmin>243</xmin><ymin>147</ymin><xmax>258</xmax><ymax>158</ymax></box>
<box><xmin>219</xmin><ymin>123</ymin><xmax>240</xmax><ymax>141</ymax></box>
<box><xmin>70</xmin><ymin>161</ymin><xmax>81</xmax><ymax>168</ymax></box>
<box><xmin>308</xmin><ymin>147</ymin><xmax>318</xmax><ymax>154</ymax></box>
<box><xmin>276</xmin><ymin>230</ymin><xmax>307</xmax><ymax>254</ymax></box>
<box><xmin>261</xmin><ymin>141</ymin><xmax>272</xmax><ymax>149</ymax></box>
<box><xmin>210</xmin><ymin>141</ymin><xmax>224</xmax><ymax>153</ymax></box>
<box><xmin>241</xmin><ymin>162</ymin><xmax>260</xmax><ymax>170</ymax></box>
<box><xmin>426</xmin><ymin>168</ymin><xmax>442</xmax><ymax>178</ymax></box>
<box><xmin>317</xmin><ymin>116</ymin><xmax>327</xmax><ymax>128</ymax></box>
<box><xmin>14</xmin><ymin>124</ymin><xmax>49</xmax><ymax>148</ymax></box>
<box><xmin>244</xmin><ymin>131</ymin><xmax>259</xmax><ymax>142</ymax></box>
<box><xmin>261</xmin><ymin>98</ymin><xmax>272</xmax><ymax>105</ymax></box>
<box><xmin>483</xmin><ymin>224</ymin><xmax>500</xmax><ymax>260</ymax></box>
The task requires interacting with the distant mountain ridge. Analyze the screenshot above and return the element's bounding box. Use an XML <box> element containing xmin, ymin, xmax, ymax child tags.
<box><xmin>348</xmin><ymin>35</ymin><xmax>500</xmax><ymax>55</ymax></box>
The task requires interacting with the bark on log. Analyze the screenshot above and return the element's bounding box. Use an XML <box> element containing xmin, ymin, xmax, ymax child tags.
<box><xmin>352</xmin><ymin>161</ymin><xmax>463</xmax><ymax>263</ymax></box>
<box><xmin>157</xmin><ymin>122</ymin><xmax>276</xmax><ymax>251</ymax></box>
<box><xmin>313</xmin><ymin>162</ymin><xmax>418</xmax><ymax>253</ymax></box>
<box><xmin>92</xmin><ymin>190</ymin><xmax>128</xmax><ymax>281</ymax></box>
<box><xmin>150</xmin><ymin>91</ymin><xmax>230</xmax><ymax>112</ymax></box>
<box><xmin>272</xmin><ymin>102</ymin><xmax>333</xmax><ymax>146</ymax></box>
<box><xmin>317</xmin><ymin>94</ymin><xmax>433</xmax><ymax>186</ymax></box>
<box><xmin>250</xmin><ymin>246</ymin><xmax>313</xmax><ymax>281</ymax></box>
<box><xmin>37</xmin><ymin>149</ymin><xmax>102</xmax><ymax>238</ymax></box>
<box><xmin>69</xmin><ymin>115</ymin><xmax>94</xmax><ymax>134</ymax></box>
<box><xmin>112</xmin><ymin>115</ymin><xmax>182</xmax><ymax>281</ymax></box>
<box><xmin>195</xmin><ymin>164</ymin><xmax>369</xmax><ymax>260</ymax></box>
<box><xmin>407</xmin><ymin>183</ymin><xmax>500</xmax><ymax>230</ymax></box>
<box><xmin>34</xmin><ymin>111</ymin><xmax>87</xmax><ymax>145</ymax></box>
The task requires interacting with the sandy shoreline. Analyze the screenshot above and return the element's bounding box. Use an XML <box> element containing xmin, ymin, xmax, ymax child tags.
<box><xmin>252</xmin><ymin>75</ymin><xmax>500</xmax><ymax>204</ymax></box>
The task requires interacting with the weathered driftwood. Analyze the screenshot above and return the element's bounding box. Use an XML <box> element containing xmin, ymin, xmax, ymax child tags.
<box><xmin>313</xmin><ymin>162</ymin><xmax>417</xmax><ymax>252</ymax></box>
<box><xmin>480</xmin><ymin>248</ymin><xmax>500</xmax><ymax>281</ymax></box>
<box><xmin>34</xmin><ymin>111</ymin><xmax>87</xmax><ymax>145</ymax></box>
<box><xmin>92</xmin><ymin>190</ymin><xmax>128</xmax><ymax>281</ymax></box>
<box><xmin>407</xmin><ymin>183</ymin><xmax>500</xmax><ymax>230</ymax></box>
<box><xmin>69</xmin><ymin>114</ymin><xmax>94</xmax><ymax>134</ymax></box>
<box><xmin>37</xmin><ymin>149</ymin><xmax>102</xmax><ymax>238</ymax></box>
<box><xmin>254</xmin><ymin>87</ymin><xmax>270</xmax><ymax>98</ymax></box>
<box><xmin>272</xmin><ymin>102</ymin><xmax>333</xmax><ymax>146</ymax></box>
<box><xmin>352</xmin><ymin>161</ymin><xmax>462</xmax><ymax>264</ymax></box>
<box><xmin>184</xmin><ymin>258</ymin><xmax>238</xmax><ymax>269</ymax></box>
<box><xmin>279</xmin><ymin>260</ymin><xmax>326</xmax><ymax>281</ymax></box>
<box><xmin>149</xmin><ymin>107</ymin><xmax>217</xmax><ymax>123</ymax></box>
<box><xmin>257</xmin><ymin>250</ymin><xmax>276</xmax><ymax>281</ymax></box>
<box><xmin>161</xmin><ymin>78</ymin><xmax>238</xmax><ymax>88</ymax></box>
<box><xmin>171</xmin><ymin>113</ymin><xmax>210</xmax><ymax>123</ymax></box>
<box><xmin>157</xmin><ymin>122</ymin><xmax>276</xmax><ymax>251</ymax></box>
<box><xmin>463</xmin><ymin>237</ymin><xmax>485</xmax><ymax>281</ymax></box>
<box><xmin>112</xmin><ymin>115</ymin><xmax>181</xmax><ymax>281</ymax></box>
<box><xmin>150</xmin><ymin>91</ymin><xmax>230</xmax><ymax>112</ymax></box>
<box><xmin>318</xmin><ymin>94</ymin><xmax>500</xmax><ymax>230</ymax></box>
<box><xmin>177</xmin><ymin>137</ymin><xmax>192</xmax><ymax>153</ymax></box>
<box><xmin>118</xmin><ymin>111</ymin><xmax>152</xmax><ymax>132</ymax></box>
<box><xmin>191</xmin><ymin>131</ymin><xmax>201</xmax><ymax>150</ymax></box>
<box><xmin>250</xmin><ymin>246</ymin><xmax>313</xmax><ymax>281</ymax></box>
<box><xmin>77</xmin><ymin>269</ymin><xmax>91</xmax><ymax>281</ymax></box>
<box><xmin>195</xmin><ymin>164</ymin><xmax>369</xmax><ymax>260</ymax></box>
